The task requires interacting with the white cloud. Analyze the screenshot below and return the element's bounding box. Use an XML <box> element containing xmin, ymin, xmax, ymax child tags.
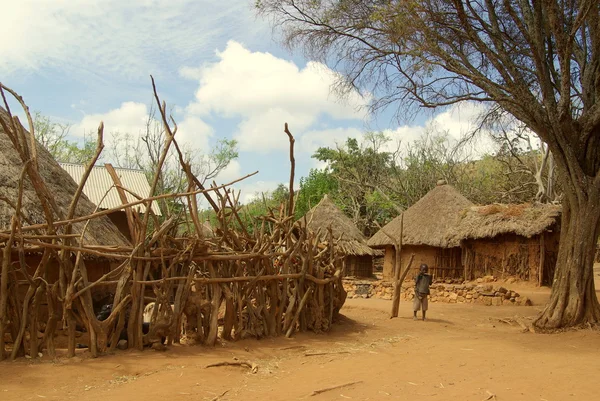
<box><xmin>213</xmin><ymin>159</ymin><xmax>243</xmax><ymax>185</ymax></box>
<box><xmin>181</xmin><ymin>41</ymin><xmax>370</xmax><ymax>153</ymax></box>
<box><xmin>384</xmin><ymin>102</ymin><xmax>498</xmax><ymax>158</ymax></box>
<box><xmin>175</xmin><ymin>116</ymin><xmax>213</xmax><ymax>151</ymax></box>
<box><xmin>72</xmin><ymin>101</ymin><xmax>213</xmax><ymax>159</ymax></box>
<box><xmin>74</xmin><ymin>102</ymin><xmax>149</xmax><ymax>137</ymax></box>
<box><xmin>299</xmin><ymin>127</ymin><xmax>363</xmax><ymax>155</ymax></box>
<box><xmin>0</xmin><ymin>1</ymin><xmax>268</xmax><ymax>80</ymax></box>
<box><xmin>235</xmin><ymin>109</ymin><xmax>314</xmax><ymax>153</ymax></box>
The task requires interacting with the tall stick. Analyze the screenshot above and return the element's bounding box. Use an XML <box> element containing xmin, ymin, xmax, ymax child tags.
<box><xmin>374</xmin><ymin>214</ymin><xmax>404</xmax><ymax>318</ymax></box>
<box><xmin>391</xmin><ymin>254</ymin><xmax>415</xmax><ymax>319</ymax></box>
<box><xmin>284</xmin><ymin>123</ymin><xmax>295</xmax><ymax>218</ymax></box>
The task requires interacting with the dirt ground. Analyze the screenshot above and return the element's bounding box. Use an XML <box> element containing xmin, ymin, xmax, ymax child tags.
<box><xmin>1</xmin><ymin>266</ymin><xmax>600</xmax><ymax>401</ymax></box>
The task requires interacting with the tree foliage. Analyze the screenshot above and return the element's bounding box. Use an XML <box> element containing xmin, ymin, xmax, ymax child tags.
<box><xmin>295</xmin><ymin>168</ymin><xmax>339</xmax><ymax>219</ymax></box>
<box><xmin>33</xmin><ymin>111</ymin><xmax>97</xmax><ymax>164</ymax></box>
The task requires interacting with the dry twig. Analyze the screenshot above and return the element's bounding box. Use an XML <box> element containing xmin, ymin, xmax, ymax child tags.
<box><xmin>310</xmin><ymin>381</ymin><xmax>363</xmax><ymax>397</ymax></box>
<box><xmin>205</xmin><ymin>361</ymin><xmax>258</xmax><ymax>374</ymax></box>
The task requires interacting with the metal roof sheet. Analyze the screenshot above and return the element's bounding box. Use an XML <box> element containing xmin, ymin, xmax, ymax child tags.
<box><xmin>59</xmin><ymin>163</ymin><xmax>162</xmax><ymax>216</ymax></box>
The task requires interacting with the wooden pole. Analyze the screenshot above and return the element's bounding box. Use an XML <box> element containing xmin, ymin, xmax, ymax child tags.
<box><xmin>105</xmin><ymin>163</ymin><xmax>138</xmax><ymax>242</ymax></box>
<box><xmin>390</xmin><ymin>214</ymin><xmax>403</xmax><ymax>318</ymax></box>
<box><xmin>538</xmin><ymin>234</ymin><xmax>545</xmax><ymax>286</ymax></box>
<box><xmin>284</xmin><ymin>123</ymin><xmax>295</xmax><ymax>218</ymax></box>
<box><xmin>391</xmin><ymin>254</ymin><xmax>414</xmax><ymax>318</ymax></box>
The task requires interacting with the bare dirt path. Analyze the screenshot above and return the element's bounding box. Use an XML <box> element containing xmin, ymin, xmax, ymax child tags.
<box><xmin>2</xmin><ymin>273</ymin><xmax>600</xmax><ymax>401</ymax></box>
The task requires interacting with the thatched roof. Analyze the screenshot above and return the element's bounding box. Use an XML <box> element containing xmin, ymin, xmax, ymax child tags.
<box><xmin>367</xmin><ymin>184</ymin><xmax>474</xmax><ymax>248</ymax></box>
<box><xmin>449</xmin><ymin>203</ymin><xmax>561</xmax><ymax>241</ymax></box>
<box><xmin>0</xmin><ymin>107</ymin><xmax>130</xmax><ymax>250</ymax></box>
<box><xmin>300</xmin><ymin>195</ymin><xmax>378</xmax><ymax>256</ymax></box>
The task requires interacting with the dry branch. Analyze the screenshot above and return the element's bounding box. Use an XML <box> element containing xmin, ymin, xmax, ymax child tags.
<box><xmin>310</xmin><ymin>381</ymin><xmax>363</xmax><ymax>396</ymax></box>
<box><xmin>304</xmin><ymin>351</ymin><xmax>350</xmax><ymax>356</ymax></box>
<box><xmin>205</xmin><ymin>361</ymin><xmax>258</xmax><ymax>374</ymax></box>
<box><xmin>284</xmin><ymin>123</ymin><xmax>295</xmax><ymax>218</ymax></box>
<box><xmin>210</xmin><ymin>390</ymin><xmax>230</xmax><ymax>401</ymax></box>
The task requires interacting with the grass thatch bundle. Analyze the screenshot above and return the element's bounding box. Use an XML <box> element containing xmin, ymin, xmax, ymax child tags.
<box><xmin>450</xmin><ymin>202</ymin><xmax>561</xmax><ymax>240</ymax></box>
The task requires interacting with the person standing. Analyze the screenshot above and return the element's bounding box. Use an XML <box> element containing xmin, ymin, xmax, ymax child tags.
<box><xmin>413</xmin><ymin>264</ymin><xmax>432</xmax><ymax>321</ymax></box>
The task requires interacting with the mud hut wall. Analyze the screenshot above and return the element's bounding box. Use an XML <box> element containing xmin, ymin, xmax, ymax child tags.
<box><xmin>399</xmin><ymin>245</ymin><xmax>438</xmax><ymax>279</ymax></box>
<box><xmin>462</xmin><ymin>235</ymin><xmax>525</xmax><ymax>280</ymax></box>
<box><xmin>382</xmin><ymin>246</ymin><xmax>395</xmax><ymax>280</ymax></box>
<box><xmin>383</xmin><ymin>245</ymin><xmax>463</xmax><ymax>280</ymax></box>
<box><xmin>382</xmin><ymin>245</ymin><xmax>439</xmax><ymax>280</ymax></box>
<box><xmin>344</xmin><ymin>255</ymin><xmax>373</xmax><ymax>278</ymax></box>
<box><xmin>462</xmin><ymin>232</ymin><xmax>559</xmax><ymax>283</ymax></box>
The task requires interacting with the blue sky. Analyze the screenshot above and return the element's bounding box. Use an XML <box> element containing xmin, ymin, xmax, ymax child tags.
<box><xmin>1</xmin><ymin>0</ymin><xmax>497</xmax><ymax>204</ymax></box>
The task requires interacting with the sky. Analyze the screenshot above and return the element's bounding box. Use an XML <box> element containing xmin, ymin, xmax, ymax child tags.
<box><xmin>0</xmin><ymin>0</ymin><xmax>498</xmax><ymax>204</ymax></box>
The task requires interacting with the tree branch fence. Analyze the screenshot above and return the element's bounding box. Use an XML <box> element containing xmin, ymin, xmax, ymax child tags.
<box><xmin>0</xmin><ymin>79</ymin><xmax>347</xmax><ymax>361</ymax></box>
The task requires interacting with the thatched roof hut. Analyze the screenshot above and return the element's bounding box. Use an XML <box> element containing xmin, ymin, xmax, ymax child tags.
<box><xmin>302</xmin><ymin>195</ymin><xmax>377</xmax><ymax>256</ymax></box>
<box><xmin>368</xmin><ymin>183</ymin><xmax>474</xmax><ymax>248</ymax></box>
<box><xmin>449</xmin><ymin>203</ymin><xmax>562</xmax><ymax>241</ymax></box>
<box><xmin>453</xmin><ymin>203</ymin><xmax>562</xmax><ymax>284</ymax></box>
<box><xmin>0</xmin><ymin>107</ymin><xmax>130</xmax><ymax>249</ymax></box>
<box><xmin>301</xmin><ymin>195</ymin><xmax>377</xmax><ymax>277</ymax></box>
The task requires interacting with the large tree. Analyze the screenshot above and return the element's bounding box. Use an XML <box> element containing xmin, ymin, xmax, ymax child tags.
<box><xmin>257</xmin><ymin>0</ymin><xmax>600</xmax><ymax>328</ymax></box>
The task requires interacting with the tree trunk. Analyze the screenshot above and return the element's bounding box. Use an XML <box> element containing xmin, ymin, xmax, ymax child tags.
<box><xmin>534</xmin><ymin>189</ymin><xmax>600</xmax><ymax>328</ymax></box>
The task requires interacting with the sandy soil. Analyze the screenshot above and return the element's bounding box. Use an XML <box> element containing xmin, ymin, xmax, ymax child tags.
<box><xmin>1</xmin><ymin>268</ymin><xmax>599</xmax><ymax>401</ymax></box>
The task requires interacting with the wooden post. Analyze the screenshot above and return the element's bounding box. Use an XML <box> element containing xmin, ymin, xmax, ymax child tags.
<box><xmin>391</xmin><ymin>254</ymin><xmax>415</xmax><ymax>318</ymax></box>
<box><xmin>538</xmin><ymin>234</ymin><xmax>545</xmax><ymax>286</ymax></box>
<box><xmin>390</xmin><ymin>214</ymin><xmax>403</xmax><ymax>318</ymax></box>
<box><xmin>105</xmin><ymin>163</ymin><xmax>138</xmax><ymax>242</ymax></box>
<box><xmin>463</xmin><ymin>247</ymin><xmax>469</xmax><ymax>282</ymax></box>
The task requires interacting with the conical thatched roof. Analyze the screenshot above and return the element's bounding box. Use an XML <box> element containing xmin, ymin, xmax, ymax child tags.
<box><xmin>301</xmin><ymin>195</ymin><xmax>378</xmax><ymax>256</ymax></box>
<box><xmin>448</xmin><ymin>203</ymin><xmax>561</xmax><ymax>241</ymax></box>
<box><xmin>367</xmin><ymin>184</ymin><xmax>474</xmax><ymax>248</ymax></box>
<box><xmin>0</xmin><ymin>107</ymin><xmax>130</xmax><ymax>250</ymax></box>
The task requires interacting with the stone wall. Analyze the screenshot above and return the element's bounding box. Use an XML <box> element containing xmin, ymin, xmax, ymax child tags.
<box><xmin>343</xmin><ymin>276</ymin><xmax>532</xmax><ymax>306</ymax></box>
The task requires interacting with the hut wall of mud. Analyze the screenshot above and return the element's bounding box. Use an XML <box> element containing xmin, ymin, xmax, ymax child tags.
<box><xmin>382</xmin><ymin>245</ymin><xmax>462</xmax><ymax>281</ymax></box>
<box><xmin>461</xmin><ymin>231</ymin><xmax>559</xmax><ymax>285</ymax></box>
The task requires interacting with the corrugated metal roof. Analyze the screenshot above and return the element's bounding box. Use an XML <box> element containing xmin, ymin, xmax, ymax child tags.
<box><xmin>59</xmin><ymin>163</ymin><xmax>162</xmax><ymax>216</ymax></box>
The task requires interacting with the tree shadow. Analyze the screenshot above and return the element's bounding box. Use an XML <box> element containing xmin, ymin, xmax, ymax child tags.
<box><xmin>395</xmin><ymin>316</ymin><xmax>455</xmax><ymax>325</ymax></box>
